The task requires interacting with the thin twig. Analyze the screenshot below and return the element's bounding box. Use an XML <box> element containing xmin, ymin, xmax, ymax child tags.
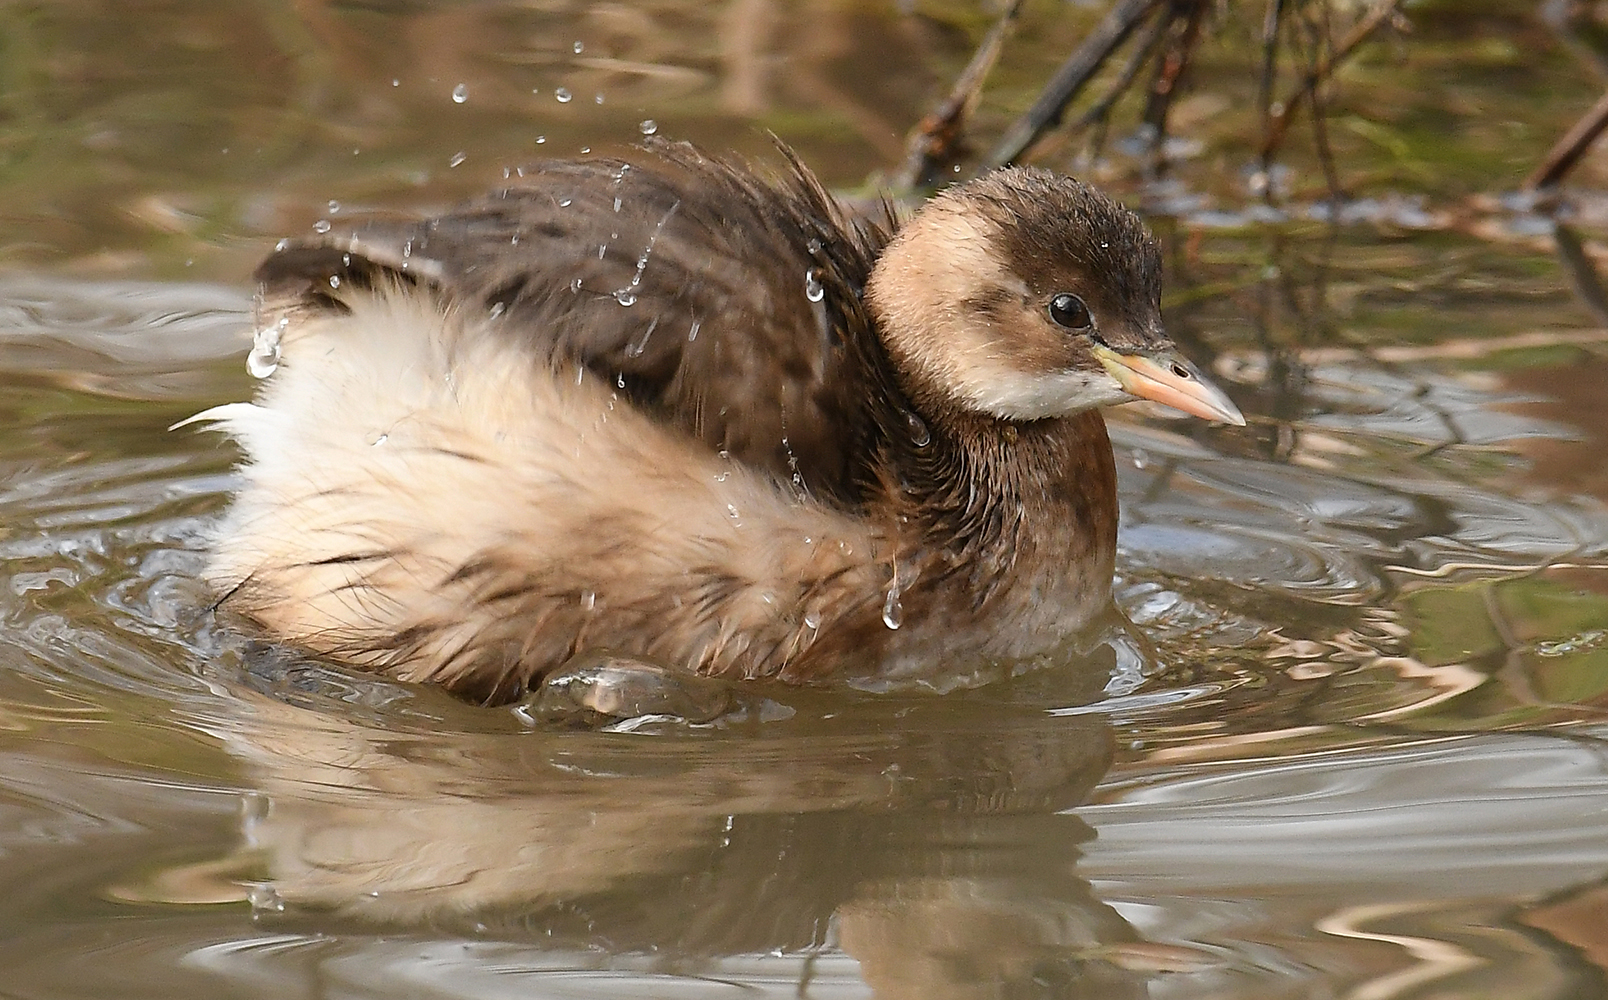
<box><xmin>1302</xmin><ymin>2</ymin><xmax>1347</xmax><ymax>203</ymax></box>
<box><xmin>1540</xmin><ymin>0</ymin><xmax>1608</xmax><ymax>82</ymax></box>
<box><xmin>1071</xmin><ymin>4</ymin><xmax>1172</xmax><ymax>160</ymax></box>
<box><xmin>1139</xmin><ymin>0</ymin><xmax>1209</xmax><ymax>177</ymax></box>
<box><xmin>1258</xmin><ymin>0</ymin><xmax>1403</xmax><ymax>170</ymax></box>
<box><xmin>1524</xmin><ymin>87</ymin><xmax>1608</xmax><ymax>191</ymax></box>
<box><xmin>892</xmin><ymin>0</ymin><xmax>1027</xmax><ymax>191</ymax></box>
<box><xmin>1255</xmin><ymin>0</ymin><xmax>1287</xmax><ymax>198</ymax></box>
<box><xmin>987</xmin><ymin>0</ymin><xmax>1167</xmax><ymax>168</ymax></box>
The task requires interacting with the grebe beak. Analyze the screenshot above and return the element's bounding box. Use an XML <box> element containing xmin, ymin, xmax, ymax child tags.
<box><xmin>1092</xmin><ymin>345</ymin><xmax>1246</xmax><ymax>426</ymax></box>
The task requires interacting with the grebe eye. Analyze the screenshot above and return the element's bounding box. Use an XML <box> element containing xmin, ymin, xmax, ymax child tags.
<box><xmin>1047</xmin><ymin>293</ymin><xmax>1091</xmax><ymax>330</ymax></box>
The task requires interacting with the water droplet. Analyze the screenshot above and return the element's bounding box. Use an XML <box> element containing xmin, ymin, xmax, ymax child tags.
<box><xmin>881</xmin><ymin>587</ymin><xmax>903</xmax><ymax>630</ymax></box>
<box><xmin>687</xmin><ymin>319</ymin><xmax>700</xmax><ymax>342</ymax></box>
<box><xmin>613</xmin><ymin>196</ymin><xmax>622</xmax><ymax>212</ymax></box>
<box><xmin>616</xmin><ymin>373</ymin><xmax>626</xmax><ymax>388</ymax></box>
<box><xmin>1132</xmin><ymin>448</ymin><xmax>1150</xmax><ymax>470</ymax></box>
<box><xmin>714</xmin><ymin>470</ymin><xmax>729</xmax><ymax>482</ymax></box>
<box><xmin>247</xmin><ymin>324</ymin><xmax>283</xmax><ymax>378</ymax></box>
<box><xmin>555</xmin><ymin>87</ymin><xmax>572</xmax><ymax>103</ymax></box>
<box><xmin>536</xmin><ymin>134</ymin><xmax>547</xmax><ymax>145</ymax></box>
<box><xmin>726</xmin><ymin>503</ymin><xmax>741</xmax><ymax>521</ymax></box>
<box><xmin>569</xmin><ymin>277</ymin><xmax>582</xmax><ymax>293</ymax></box>
<box><xmin>248</xmin><ymin>884</ymin><xmax>285</xmax><ymax>915</ymax></box>
<box><xmin>905</xmin><ymin>411</ymin><xmax>930</xmax><ymax>447</ymax></box>
<box><xmin>452</xmin><ymin>83</ymin><xmax>468</xmax><ymax>103</ymax></box>
<box><xmin>312</xmin><ymin>219</ymin><xmax>331</xmax><ymax>234</ymax></box>
<box><xmin>368</xmin><ymin>432</ymin><xmax>389</xmax><ymax>447</ymax></box>
<box><xmin>803</xmin><ymin>610</ymin><xmax>821</xmax><ymax>630</ymax></box>
<box><xmin>1100</xmin><ymin>241</ymin><xmax>1110</xmax><ymax>249</ymax></box>
<box><xmin>572</xmin><ymin>40</ymin><xmax>584</xmax><ymax>54</ymax></box>
<box><xmin>804</xmin><ymin>268</ymin><xmax>825</xmax><ymax>303</ymax></box>
<box><xmin>274</xmin><ymin>238</ymin><xmax>289</xmax><ymax>252</ymax></box>
<box><xmin>489</xmin><ymin>301</ymin><xmax>506</xmax><ymax>318</ymax></box>
<box><xmin>613</xmin><ymin>289</ymin><xmax>637</xmax><ymax>307</ymax></box>
<box><xmin>328</xmin><ymin>274</ymin><xmax>341</xmax><ymax>289</ymax></box>
<box><xmin>327</xmin><ymin>199</ymin><xmax>341</xmax><ymax>214</ymax></box>
<box><xmin>805</xmin><ymin>238</ymin><xmax>822</xmax><ymax>255</ymax></box>
<box><xmin>240</xmin><ymin>792</ymin><xmax>270</xmax><ymax>822</ymax></box>
<box><xmin>639</xmin><ymin>119</ymin><xmax>658</xmax><ymax>135</ymax></box>
<box><xmin>391</xmin><ymin>78</ymin><xmax>400</xmax><ymax>87</ymax></box>
<box><xmin>594</xmin><ymin>92</ymin><xmax>605</xmax><ymax>105</ymax></box>
<box><xmin>245</xmin><ymin>351</ymin><xmax>278</xmax><ymax>379</ymax></box>
<box><xmin>448</xmin><ymin>151</ymin><xmax>467</xmax><ymax>168</ymax></box>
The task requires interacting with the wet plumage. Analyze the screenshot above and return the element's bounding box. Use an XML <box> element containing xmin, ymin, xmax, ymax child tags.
<box><xmin>194</xmin><ymin>141</ymin><xmax>1240</xmax><ymax>702</ymax></box>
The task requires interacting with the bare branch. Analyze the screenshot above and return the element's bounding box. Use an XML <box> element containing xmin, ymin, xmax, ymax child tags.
<box><xmin>1258</xmin><ymin>0</ymin><xmax>1403</xmax><ymax>171</ymax></box>
<box><xmin>1524</xmin><ymin>87</ymin><xmax>1608</xmax><ymax>191</ymax></box>
<box><xmin>986</xmin><ymin>0</ymin><xmax>1167</xmax><ymax>168</ymax></box>
<box><xmin>892</xmin><ymin>0</ymin><xmax>1026</xmax><ymax>191</ymax></box>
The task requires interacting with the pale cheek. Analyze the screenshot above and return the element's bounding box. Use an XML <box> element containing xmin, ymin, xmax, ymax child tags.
<box><xmin>954</xmin><ymin>363</ymin><xmax>1127</xmax><ymax>421</ymax></box>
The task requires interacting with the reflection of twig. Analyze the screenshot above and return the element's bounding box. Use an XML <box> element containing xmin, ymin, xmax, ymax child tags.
<box><xmin>1552</xmin><ymin>223</ymin><xmax>1608</xmax><ymax>327</ymax></box>
<box><xmin>1258</xmin><ymin>0</ymin><xmax>1403</xmax><ymax>171</ymax></box>
<box><xmin>892</xmin><ymin>0</ymin><xmax>1025</xmax><ymax>191</ymax></box>
<box><xmin>987</xmin><ymin>0</ymin><xmax>1166</xmax><ymax>167</ymax></box>
<box><xmin>1524</xmin><ymin>87</ymin><xmax>1608</xmax><ymax>191</ymax></box>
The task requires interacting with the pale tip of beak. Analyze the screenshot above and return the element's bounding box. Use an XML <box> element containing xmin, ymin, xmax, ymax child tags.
<box><xmin>1093</xmin><ymin>346</ymin><xmax>1246</xmax><ymax>426</ymax></box>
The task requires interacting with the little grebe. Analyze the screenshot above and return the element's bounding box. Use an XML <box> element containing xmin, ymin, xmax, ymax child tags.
<box><xmin>193</xmin><ymin>142</ymin><xmax>1242</xmax><ymax>702</ymax></box>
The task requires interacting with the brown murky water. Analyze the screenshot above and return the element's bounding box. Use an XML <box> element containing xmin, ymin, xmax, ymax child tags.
<box><xmin>3</xmin><ymin>1</ymin><xmax>1608</xmax><ymax>997</ymax></box>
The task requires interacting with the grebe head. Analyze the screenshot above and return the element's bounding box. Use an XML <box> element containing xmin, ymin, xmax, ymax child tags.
<box><xmin>865</xmin><ymin>166</ymin><xmax>1244</xmax><ymax>426</ymax></box>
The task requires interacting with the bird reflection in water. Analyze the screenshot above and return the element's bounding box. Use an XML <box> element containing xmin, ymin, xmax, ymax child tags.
<box><xmin>130</xmin><ymin>635</ymin><xmax>1196</xmax><ymax>999</ymax></box>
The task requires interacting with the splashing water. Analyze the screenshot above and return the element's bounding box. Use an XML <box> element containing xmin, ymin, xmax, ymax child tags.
<box><xmin>625</xmin><ymin>317</ymin><xmax>658</xmax><ymax>357</ymax></box>
<box><xmin>246</xmin><ymin>317</ymin><xmax>288</xmax><ymax>379</ymax></box>
<box><xmin>613</xmin><ymin>199</ymin><xmax>681</xmax><ymax>306</ymax></box>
